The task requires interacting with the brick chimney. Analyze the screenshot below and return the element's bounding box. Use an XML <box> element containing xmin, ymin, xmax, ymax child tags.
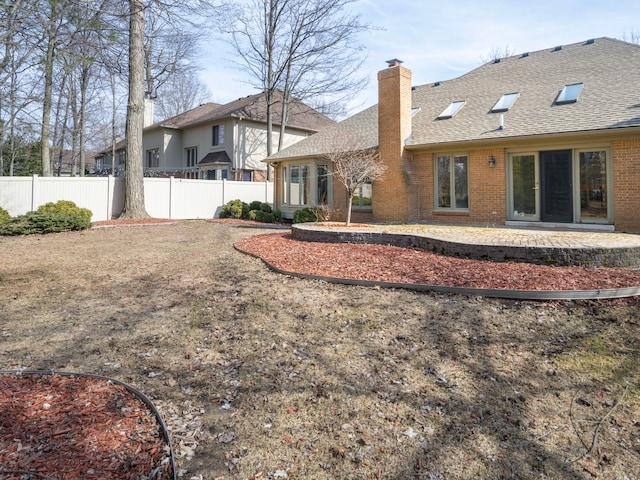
<box><xmin>373</xmin><ymin>59</ymin><xmax>412</xmax><ymax>222</ymax></box>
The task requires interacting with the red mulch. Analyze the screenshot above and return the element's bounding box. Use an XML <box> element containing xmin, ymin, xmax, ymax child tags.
<box><xmin>235</xmin><ymin>232</ymin><xmax>640</xmax><ymax>291</ymax></box>
<box><xmin>0</xmin><ymin>373</ymin><xmax>172</xmax><ymax>480</ymax></box>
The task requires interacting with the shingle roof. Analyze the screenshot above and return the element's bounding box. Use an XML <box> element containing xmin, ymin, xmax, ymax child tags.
<box><xmin>199</xmin><ymin>151</ymin><xmax>231</xmax><ymax>165</ymax></box>
<box><xmin>268</xmin><ymin>37</ymin><xmax>640</xmax><ymax>161</ymax></box>
<box><xmin>267</xmin><ymin>104</ymin><xmax>379</xmax><ymax>161</ymax></box>
<box><xmin>410</xmin><ymin>37</ymin><xmax>640</xmax><ymax>145</ymax></box>
<box><xmin>147</xmin><ymin>90</ymin><xmax>334</xmax><ymax>133</ymax></box>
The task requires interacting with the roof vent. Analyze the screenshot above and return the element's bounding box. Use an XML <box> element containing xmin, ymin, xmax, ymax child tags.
<box><xmin>586</xmin><ymin>38</ymin><xmax>595</xmax><ymax>45</ymax></box>
<box><xmin>493</xmin><ymin>58</ymin><xmax>501</xmax><ymax>64</ymax></box>
<box><xmin>433</xmin><ymin>81</ymin><xmax>441</xmax><ymax>87</ymax></box>
<box><xmin>553</xmin><ymin>45</ymin><xmax>562</xmax><ymax>52</ymax></box>
<box><xmin>521</xmin><ymin>52</ymin><xmax>529</xmax><ymax>58</ymax></box>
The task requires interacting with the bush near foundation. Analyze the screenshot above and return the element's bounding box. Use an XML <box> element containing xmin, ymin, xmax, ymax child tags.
<box><xmin>0</xmin><ymin>200</ymin><xmax>92</xmax><ymax>235</ymax></box>
<box><xmin>220</xmin><ymin>199</ymin><xmax>281</xmax><ymax>223</ymax></box>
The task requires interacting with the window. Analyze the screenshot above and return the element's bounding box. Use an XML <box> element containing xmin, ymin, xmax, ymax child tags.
<box><xmin>282</xmin><ymin>161</ymin><xmax>329</xmax><ymax>207</ymax></box>
<box><xmin>282</xmin><ymin>167</ymin><xmax>288</xmax><ymax>204</ymax></box>
<box><xmin>352</xmin><ymin>180</ymin><xmax>372</xmax><ymax>209</ymax></box>
<box><xmin>146</xmin><ymin>148</ymin><xmax>159</xmax><ymax>168</ymax></box>
<box><xmin>435</xmin><ymin>154</ymin><xmax>468</xmax><ymax>209</ymax></box>
<box><xmin>491</xmin><ymin>93</ymin><xmax>519</xmax><ymax>112</ymax></box>
<box><xmin>317</xmin><ymin>164</ymin><xmax>328</xmax><ymax>204</ymax></box>
<box><xmin>437</xmin><ymin>101</ymin><xmax>465</xmax><ymax>119</ymax></box>
<box><xmin>212</xmin><ymin>124</ymin><xmax>224</xmax><ymax>145</ymax></box>
<box><xmin>186</xmin><ymin>147</ymin><xmax>197</xmax><ymax>167</ymax></box>
<box><xmin>185</xmin><ymin>147</ymin><xmax>198</xmax><ymax>178</ymax></box>
<box><xmin>288</xmin><ymin>165</ymin><xmax>310</xmax><ymax>205</ymax></box>
<box><xmin>556</xmin><ymin>83</ymin><xmax>583</xmax><ymax>104</ymax></box>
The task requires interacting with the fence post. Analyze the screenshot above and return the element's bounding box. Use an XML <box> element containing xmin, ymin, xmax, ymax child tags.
<box><xmin>222</xmin><ymin>178</ymin><xmax>226</xmax><ymax>205</ymax></box>
<box><xmin>31</xmin><ymin>174</ymin><xmax>39</xmax><ymax>211</ymax></box>
<box><xmin>107</xmin><ymin>175</ymin><xmax>113</xmax><ymax>220</ymax></box>
<box><xmin>169</xmin><ymin>176</ymin><xmax>174</xmax><ymax>219</ymax></box>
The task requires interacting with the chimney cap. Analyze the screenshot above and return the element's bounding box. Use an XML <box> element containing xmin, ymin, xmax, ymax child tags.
<box><xmin>386</xmin><ymin>58</ymin><xmax>403</xmax><ymax>67</ymax></box>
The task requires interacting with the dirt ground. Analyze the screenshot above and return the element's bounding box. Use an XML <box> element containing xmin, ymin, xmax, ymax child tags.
<box><xmin>1</xmin><ymin>220</ymin><xmax>638</xmax><ymax>480</ymax></box>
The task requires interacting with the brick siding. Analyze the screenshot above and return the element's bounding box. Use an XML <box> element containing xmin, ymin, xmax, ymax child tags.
<box><xmin>613</xmin><ymin>138</ymin><xmax>640</xmax><ymax>232</ymax></box>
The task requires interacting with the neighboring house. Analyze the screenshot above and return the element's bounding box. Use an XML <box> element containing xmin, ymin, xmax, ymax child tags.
<box><xmin>267</xmin><ymin>37</ymin><xmax>640</xmax><ymax>233</ymax></box>
<box><xmin>52</xmin><ymin>150</ymin><xmax>97</xmax><ymax>176</ymax></box>
<box><xmin>94</xmin><ymin>138</ymin><xmax>127</xmax><ymax>175</ymax></box>
<box><xmin>95</xmin><ymin>92</ymin><xmax>334</xmax><ymax>181</ymax></box>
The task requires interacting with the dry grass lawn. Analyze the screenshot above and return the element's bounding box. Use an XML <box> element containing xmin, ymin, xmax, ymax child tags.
<box><xmin>0</xmin><ymin>220</ymin><xmax>638</xmax><ymax>480</ymax></box>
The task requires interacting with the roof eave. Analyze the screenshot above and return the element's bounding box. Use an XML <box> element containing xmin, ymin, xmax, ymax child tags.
<box><xmin>404</xmin><ymin>125</ymin><xmax>640</xmax><ymax>151</ymax></box>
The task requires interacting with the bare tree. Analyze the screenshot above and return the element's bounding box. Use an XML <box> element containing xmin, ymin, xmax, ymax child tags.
<box><xmin>481</xmin><ymin>45</ymin><xmax>515</xmax><ymax>63</ymax></box>
<box><xmin>39</xmin><ymin>0</ymin><xmax>71</xmax><ymax>177</ymax></box>
<box><xmin>155</xmin><ymin>72</ymin><xmax>212</xmax><ymax>119</ymax></box>
<box><xmin>121</xmin><ymin>0</ymin><xmax>148</xmax><ymax>219</ymax></box>
<box><xmin>621</xmin><ymin>30</ymin><xmax>640</xmax><ymax>44</ymax></box>
<box><xmin>322</xmin><ymin>135</ymin><xmax>387</xmax><ymax>226</ymax></box>
<box><xmin>224</xmin><ymin>0</ymin><xmax>369</xmax><ymax>159</ymax></box>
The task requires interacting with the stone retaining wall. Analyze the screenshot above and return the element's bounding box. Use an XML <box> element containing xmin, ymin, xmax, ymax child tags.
<box><xmin>291</xmin><ymin>225</ymin><xmax>640</xmax><ymax>267</ymax></box>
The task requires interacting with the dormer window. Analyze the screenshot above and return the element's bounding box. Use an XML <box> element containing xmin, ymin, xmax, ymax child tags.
<box><xmin>556</xmin><ymin>83</ymin><xmax>583</xmax><ymax>104</ymax></box>
<box><xmin>437</xmin><ymin>101</ymin><xmax>465</xmax><ymax>119</ymax></box>
<box><xmin>491</xmin><ymin>93</ymin><xmax>519</xmax><ymax>112</ymax></box>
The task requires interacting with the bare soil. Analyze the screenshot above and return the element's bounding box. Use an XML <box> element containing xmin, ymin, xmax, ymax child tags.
<box><xmin>1</xmin><ymin>220</ymin><xmax>639</xmax><ymax>480</ymax></box>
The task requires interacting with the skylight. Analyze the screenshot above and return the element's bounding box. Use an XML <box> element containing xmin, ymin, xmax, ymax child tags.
<box><xmin>491</xmin><ymin>93</ymin><xmax>519</xmax><ymax>112</ymax></box>
<box><xmin>437</xmin><ymin>101</ymin><xmax>465</xmax><ymax>119</ymax></box>
<box><xmin>556</xmin><ymin>83</ymin><xmax>583</xmax><ymax>104</ymax></box>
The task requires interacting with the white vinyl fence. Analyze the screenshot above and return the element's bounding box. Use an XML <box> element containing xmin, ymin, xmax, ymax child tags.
<box><xmin>0</xmin><ymin>175</ymin><xmax>274</xmax><ymax>222</ymax></box>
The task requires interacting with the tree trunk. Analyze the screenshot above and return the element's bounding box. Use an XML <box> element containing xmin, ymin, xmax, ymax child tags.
<box><xmin>79</xmin><ymin>66</ymin><xmax>89</xmax><ymax>176</ymax></box>
<box><xmin>121</xmin><ymin>0</ymin><xmax>148</xmax><ymax>219</ymax></box>
<box><xmin>346</xmin><ymin>189</ymin><xmax>353</xmax><ymax>226</ymax></box>
<box><xmin>41</xmin><ymin>20</ymin><xmax>56</xmax><ymax>177</ymax></box>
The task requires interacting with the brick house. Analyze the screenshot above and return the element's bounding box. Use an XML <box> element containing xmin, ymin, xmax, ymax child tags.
<box><xmin>267</xmin><ymin>37</ymin><xmax>640</xmax><ymax>233</ymax></box>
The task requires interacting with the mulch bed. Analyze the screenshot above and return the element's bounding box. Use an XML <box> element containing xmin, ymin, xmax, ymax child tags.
<box><xmin>235</xmin><ymin>232</ymin><xmax>640</xmax><ymax>291</ymax></box>
<box><xmin>0</xmin><ymin>373</ymin><xmax>172</xmax><ymax>480</ymax></box>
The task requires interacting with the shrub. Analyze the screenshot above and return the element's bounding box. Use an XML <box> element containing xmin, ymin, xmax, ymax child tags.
<box><xmin>37</xmin><ymin>200</ymin><xmax>92</xmax><ymax>222</ymax></box>
<box><xmin>219</xmin><ymin>199</ymin><xmax>250</xmax><ymax>219</ymax></box>
<box><xmin>0</xmin><ymin>207</ymin><xmax>10</xmax><ymax>223</ymax></box>
<box><xmin>293</xmin><ymin>207</ymin><xmax>319</xmax><ymax>223</ymax></box>
<box><xmin>0</xmin><ymin>211</ymin><xmax>91</xmax><ymax>236</ymax></box>
<box><xmin>249</xmin><ymin>200</ymin><xmax>263</xmax><ymax>211</ymax></box>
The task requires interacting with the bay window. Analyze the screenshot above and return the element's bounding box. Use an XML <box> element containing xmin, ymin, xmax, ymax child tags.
<box><xmin>282</xmin><ymin>161</ymin><xmax>330</xmax><ymax>207</ymax></box>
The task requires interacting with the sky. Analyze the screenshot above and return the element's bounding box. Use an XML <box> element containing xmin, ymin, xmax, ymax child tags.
<box><xmin>199</xmin><ymin>0</ymin><xmax>640</xmax><ymax>117</ymax></box>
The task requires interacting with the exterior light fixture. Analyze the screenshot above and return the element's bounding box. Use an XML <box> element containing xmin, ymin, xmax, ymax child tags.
<box><xmin>489</xmin><ymin>156</ymin><xmax>496</xmax><ymax>168</ymax></box>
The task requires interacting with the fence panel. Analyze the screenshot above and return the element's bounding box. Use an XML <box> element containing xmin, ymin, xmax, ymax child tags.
<box><xmin>142</xmin><ymin>178</ymin><xmax>171</xmax><ymax>219</ymax></box>
<box><xmin>168</xmin><ymin>178</ymin><xmax>223</xmax><ymax>219</ymax></box>
<box><xmin>0</xmin><ymin>177</ymin><xmax>34</xmax><ymax>216</ymax></box>
<box><xmin>35</xmin><ymin>177</ymin><xmax>113</xmax><ymax>221</ymax></box>
<box><xmin>0</xmin><ymin>176</ymin><xmax>273</xmax><ymax>222</ymax></box>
